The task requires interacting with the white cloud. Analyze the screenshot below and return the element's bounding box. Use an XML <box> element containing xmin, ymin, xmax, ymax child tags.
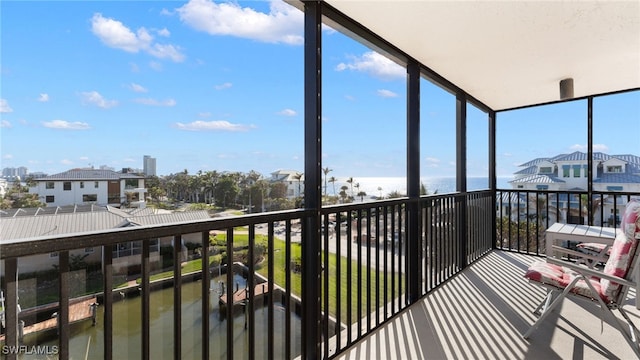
<box><xmin>42</xmin><ymin>120</ymin><xmax>91</xmax><ymax>130</ymax></box>
<box><xmin>1</xmin><ymin>120</ymin><xmax>11</xmax><ymax>128</ymax></box>
<box><xmin>3</xmin><ymin>154</ymin><xmax>13</xmax><ymax>160</ymax></box>
<box><xmin>198</xmin><ymin>112</ymin><xmax>212</xmax><ymax>118</ymax></box>
<box><xmin>147</xmin><ymin>43</ymin><xmax>185</xmax><ymax>62</ymax></box>
<box><xmin>123</xmin><ymin>158</ymin><xmax>135</xmax><ymax>163</ymax></box>
<box><xmin>174</xmin><ymin>120</ymin><xmax>253</xmax><ymax>132</ymax></box>
<box><xmin>344</xmin><ymin>95</ymin><xmax>356</xmax><ymax>101</ymax></box>
<box><xmin>130</xmin><ymin>62</ymin><xmax>140</xmax><ymax>72</ymax></box>
<box><xmin>215</xmin><ymin>82</ymin><xmax>233</xmax><ymax>90</ymax></box>
<box><xmin>160</xmin><ymin>8</ymin><xmax>173</xmax><ymax>16</ymax></box>
<box><xmin>336</xmin><ymin>51</ymin><xmax>405</xmax><ymax>80</ymax></box>
<box><xmin>81</xmin><ymin>91</ymin><xmax>118</xmax><ymax>108</ymax></box>
<box><xmin>157</xmin><ymin>28</ymin><xmax>171</xmax><ymax>37</ymax></box>
<box><xmin>177</xmin><ymin>0</ymin><xmax>303</xmax><ymax>45</ymax></box>
<box><xmin>91</xmin><ymin>13</ymin><xmax>185</xmax><ymax>62</ymax></box>
<box><xmin>277</xmin><ymin>108</ymin><xmax>297</xmax><ymax>116</ymax></box>
<box><xmin>0</xmin><ymin>98</ymin><xmax>13</xmax><ymax>113</ymax></box>
<box><xmin>134</xmin><ymin>98</ymin><xmax>177</xmax><ymax>106</ymax></box>
<box><xmin>61</xmin><ymin>159</ymin><xmax>74</xmax><ymax>165</ymax></box>
<box><xmin>38</xmin><ymin>93</ymin><xmax>50</xmax><ymax>102</ymax></box>
<box><xmin>79</xmin><ymin>156</ymin><xmax>89</xmax><ymax>161</ymax></box>
<box><xmin>129</xmin><ymin>83</ymin><xmax>148</xmax><ymax>93</ymax></box>
<box><xmin>569</xmin><ymin>144</ymin><xmax>609</xmax><ymax>152</ymax></box>
<box><xmin>594</xmin><ymin>144</ymin><xmax>609</xmax><ymax>152</ymax></box>
<box><xmin>424</xmin><ymin>157</ymin><xmax>441</xmax><ymax>167</ymax></box>
<box><xmin>377</xmin><ymin>89</ymin><xmax>398</xmax><ymax>98</ymax></box>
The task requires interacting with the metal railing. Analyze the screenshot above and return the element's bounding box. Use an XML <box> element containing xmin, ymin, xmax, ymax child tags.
<box><xmin>496</xmin><ymin>189</ymin><xmax>640</xmax><ymax>254</ymax></box>
<box><xmin>0</xmin><ymin>192</ymin><xmax>495</xmax><ymax>359</ymax></box>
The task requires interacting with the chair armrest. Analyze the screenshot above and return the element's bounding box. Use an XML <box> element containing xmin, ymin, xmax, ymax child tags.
<box><xmin>546</xmin><ymin>257</ymin><xmax>637</xmax><ymax>287</ymax></box>
<box><xmin>550</xmin><ymin>245</ymin><xmax>605</xmax><ymax>263</ymax></box>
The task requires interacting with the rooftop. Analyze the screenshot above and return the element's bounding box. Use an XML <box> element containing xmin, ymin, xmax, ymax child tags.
<box><xmin>0</xmin><ymin>205</ymin><xmax>210</xmax><ymax>240</ymax></box>
<box><xmin>38</xmin><ymin>169</ymin><xmax>144</xmax><ymax>181</ymax></box>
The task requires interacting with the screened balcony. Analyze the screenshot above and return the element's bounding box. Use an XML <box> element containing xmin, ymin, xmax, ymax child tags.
<box><xmin>1</xmin><ymin>1</ymin><xmax>639</xmax><ymax>359</ymax></box>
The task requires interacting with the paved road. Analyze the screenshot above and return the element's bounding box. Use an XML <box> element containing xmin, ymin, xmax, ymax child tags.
<box><xmin>253</xmin><ymin>219</ymin><xmax>406</xmax><ymax>273</ymax></box>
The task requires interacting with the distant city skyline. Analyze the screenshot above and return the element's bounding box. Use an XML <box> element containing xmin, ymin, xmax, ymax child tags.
<box><xmin>2</xmin><ymin>1</ymin><xmax>638</xmax><ymax>180</ymax></box>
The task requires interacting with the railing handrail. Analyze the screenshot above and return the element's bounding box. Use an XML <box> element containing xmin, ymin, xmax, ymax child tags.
<box><xmin>0</xmin><ymin>208</ymin><xmax>312</xmax><ymax>259</ymax></box>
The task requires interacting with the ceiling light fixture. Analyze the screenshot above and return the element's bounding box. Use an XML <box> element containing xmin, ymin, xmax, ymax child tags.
<box><xmin>560</xmin><ymin>78</ymin><xmax>574</xmax><ymax>100</ymax></box>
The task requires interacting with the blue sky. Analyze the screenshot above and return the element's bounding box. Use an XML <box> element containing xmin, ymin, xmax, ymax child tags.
<box><xmin>1</xmin><ymin>0</ymin><xmax>638</xmax><ymax>181</ymax></box>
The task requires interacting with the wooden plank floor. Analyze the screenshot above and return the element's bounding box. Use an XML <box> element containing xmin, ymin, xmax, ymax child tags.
<box><xmin>333</xmin><ymin>251</ymin><xmax>639</xmax><ymax>360</ymax></box>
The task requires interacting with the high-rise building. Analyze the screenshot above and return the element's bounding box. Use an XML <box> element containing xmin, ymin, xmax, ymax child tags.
<box><xmin>143</xmin><ymin>155</ymin><xmax>156</xmax><ymax>176</ymax></box>
<box><xmin>1</xmin><ymin>166</ymin><xmax>28</xmax><ymax>180</ymax></box>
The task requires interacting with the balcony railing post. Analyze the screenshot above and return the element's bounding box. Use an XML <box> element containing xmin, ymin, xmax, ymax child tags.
<box><xmin>4</xmin><ymin>258</ymin><xmax>18</xmax><ymax>360</ymax></box>
<box><xmin>173</xmin><ymin>235</ymin><xmax>182</xmax><ymax>359</ymax></box>
<box><xmin>489</xmin><ymin>110</ymin><xmax>497</xmax><ymax>250</ymax></box>
<box><xmin>58</xmin><ymin>251</ymin><xmax>70</xmax><ymax>360</ymax></box>
<box><xmin>456</xmin><ymin>92</ymin><xmax>468</xmax><ymax>269</ymax></box>
<box><xmin>303</xmin><ymin>1</ymin><xmax>323</xmax><ymax>358</ymax></box>
<box><xmin>103</xmin><ymin>245</ymin><xmax>113</xmax><ymax>360</ymax></box>
<box><xmin>141</xmin><ymin>240</ymin><xmax>150</xmax><ymax>360</ymax></box>
<box><xmin>407</xmin><ymin>59</ymin><xmax>421</xmax><ymax>303</ymax></box>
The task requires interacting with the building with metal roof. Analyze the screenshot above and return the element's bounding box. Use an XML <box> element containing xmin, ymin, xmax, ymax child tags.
<box><xmin>29</xmin><ymin>168</ymin><xmax>147</xmax><ymax>209</ymax></box>
<box><xmin>0</xmin><ymin>206</ymin><xmax>211</xmax><ymax>274</ymax></box>
<box><xmin>511</xmin><ymin>151</ymin><xmax>640</xmax><ymax>192</ymax></box>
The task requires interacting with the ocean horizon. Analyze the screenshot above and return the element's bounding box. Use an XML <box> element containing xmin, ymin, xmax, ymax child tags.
<box><xmin>326</xmin><ymin>176</ymin><xmax>513</xmax><ymax>198</ymax></box>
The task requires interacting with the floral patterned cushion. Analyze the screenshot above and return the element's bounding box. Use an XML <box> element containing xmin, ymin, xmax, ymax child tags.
<box><xmin>620</xmin><ymin>199</ymin><xmax>640</xmax><ymax>240</ymax></box>
<box><xmin>526</xmin><ymin>199</ymin><xmax>640</xmax><ymax>302</ymax></box>
<box><xmin>600</xmin><ymin>199</ymin><xmax>640</xmax><ymax>299</ymax></box>
<box><xmin>524</xmin><ymin>261</ymin><xmax>605</xmax><ymax>300</ymax></box>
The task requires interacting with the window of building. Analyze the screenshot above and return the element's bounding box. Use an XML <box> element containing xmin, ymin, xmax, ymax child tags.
<box><xmin>607</xmin><ymin>186</ymin><xmax>624</xmax><ymax>191</ymax></box>
<box><xmin>63</xmin><ymin>181</ymin><xmax>71</xmax><ymax>190</ymax></box>
<box><xmin>50</xmin><ymin>252</ymin><xmax>59</xmax><ymax>258</ymax></box>
<box><xmin>125</xmin><ymin>179</ymin><xmax>139</xmax><ymax>188</ymax></box>
<box><xmin>573</xmin><ymin>165</ymin><xmax>581</xmax><ymax>177</ymax></box>
<box><xmin>94</xmin><ymin>181</ymin><xmax>99</xmax><ymax>188</ymax></box>
<box><xmin>539</xmin><ymin>167</ymin><xmax>552</xmax><ymax>174</ymax></box>
<box><xmin>85</xmin><ymin>247</ymin><xmax>94</xmax><ymax>253</ymax></box>
<box><xmin>46</xmin><ymin>182</ymin><xmax>55</xmax><ymax>189</ymax></box>
<box><xmin>536</xmin><ymin>185</ymin><xmax>549</xmax><ymax>190</ymax></box>
<box><xmin>517</xmin><ymin>185</ymin><xmax>524</xmax><ymax>189</ymax></box>
<box><xmin>607</xmin><ymin>165</ymin><xmax>623</xmax><ymax>173</ymax></box>
<box><xmin>562</xmin><ymin>165</ymin><xmax>570</xmax><ymax>177</ymax></box>
<box><xmin>80</xmin><ymin>181</ymin><xmax>84</xmax><ymax>189</ymax></box>
<box><xmin>45</xmin><ymin>195</ymin><xmax>55</xmax><ymax>203</ymax></box>
<box><xmin>83</xmin><ymin>194</ymin><xmax>98</xmax><ymax>202</ymax></box>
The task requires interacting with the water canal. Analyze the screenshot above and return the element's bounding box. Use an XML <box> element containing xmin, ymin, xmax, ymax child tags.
<box><xmin>20</xmin><ymin>274</ymin><xmax>302</xmax><ymax>359</ymax></box>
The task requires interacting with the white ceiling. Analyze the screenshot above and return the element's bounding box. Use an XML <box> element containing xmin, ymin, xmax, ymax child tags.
<box><xmin>323</xmin><ymin>0</ymin><xmax>640</xmax><ymax>111</ymax></box>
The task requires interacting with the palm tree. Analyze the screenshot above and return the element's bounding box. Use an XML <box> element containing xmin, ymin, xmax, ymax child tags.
<box><xmin>329</xmin><ymin>176</ymin><xmax>337</xmax><ymax>196</ymax></box>
<box><xmin>357</xmin><ymin>191</ymin><xmax>367</xmax><ymax>202</ymax></box>
<box><xmin>322</xmin><ymin>167</ymin><xmax>333</xmax><ymax>197</ymax></box>
<box><xmin>202</xmin><ymin>170</ymin><xmax>219</xmax><ymax>205</ymax></box>
<box><xmin>346</xmin><ymin>177</ymin><xmax>354</xmax><ymax>198</ymax></box>
<box><xmin>340</xmin><ymin>185</ymin><xmax>349</xmax><ymax>203</ymax></box>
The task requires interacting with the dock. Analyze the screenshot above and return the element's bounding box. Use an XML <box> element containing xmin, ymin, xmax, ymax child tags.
<box><xmin>219</xmin><ymin>283</ymin><xmax>269</xmax><ymax>308</ymax></box>
<box><xmin>0</xmin><ymin>297</ymin><xmax>98</xmax><ymax>342</ymax></box>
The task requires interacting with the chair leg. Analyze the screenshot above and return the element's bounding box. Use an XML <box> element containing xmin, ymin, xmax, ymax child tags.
<box><xmin>524</xmin><ymin>278</ymin><xmax>583</xmax><ymax>339</ymax></box>
<box><xmin>533</xmin><ymin>290</ymin><xmax>555</xmax><ymax>316</ymax></box>
<box><xmin>523</xmin><ymin>289</ymin><xmax>567</xmax><ymax>339</ymax></box>
<box><xmin>616</xmin><ymin>307</ymin><xmax>640</xmax><ymax>357</ymax></box>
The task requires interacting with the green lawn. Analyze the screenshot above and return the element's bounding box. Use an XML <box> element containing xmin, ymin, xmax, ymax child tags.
<box><xmin>217</xmin><ymin>233</ymin><xmax>404</xmax><ymax>324</ymax></box>
<box><xmin>135</xmin><ymin>233</ymin><xmax>404</xmax><ymax>325</ymax></box>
